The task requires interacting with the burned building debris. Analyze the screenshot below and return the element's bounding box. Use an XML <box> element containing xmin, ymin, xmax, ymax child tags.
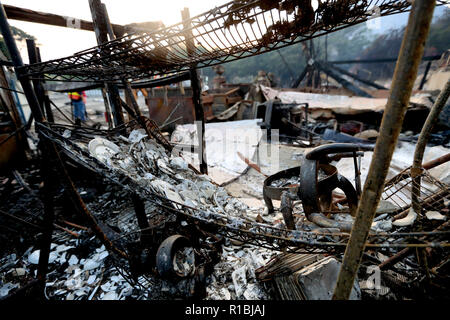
<box><xmin>0</xmin><ymin>0</ymin><xmax>449</xmax><ymax>303</ymax></box>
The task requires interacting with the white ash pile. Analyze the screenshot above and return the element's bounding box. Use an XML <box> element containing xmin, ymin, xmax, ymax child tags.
<box><xmin>89</xmin><ymin>129</ymin><xmax>249</xmax><ymax>218</ymax></box>
<box><xmin>0</xmin><ymin>234</ymin><xmax>140</xmax><ymax>300</ymax></box>
<box><xmin>206</xmin><ymin>240</ymin><xmax>277</xmax><ymax>300</ymax></box>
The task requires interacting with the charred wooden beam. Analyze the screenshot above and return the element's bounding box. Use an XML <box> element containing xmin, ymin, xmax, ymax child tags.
<box><xmin>316</xmin><ymin>61</ymin><xmax>373</xmax><ymax>98</ymax></box>
<box><xmin>3</xmin><ymin>4</ymin><xmax>125</xmax><ymax>35</ymax></box>
<box><xmin>328</xmin><ymin>62</ymin><xmax>387</xmax><ymax>90</ymax></box>
<box><xmin>291</xmin><ymin>65</ymin><xmax>310</xmax><ymax>88</ymax></box>
<box><xmin>88</xmin><ymin>0</ymin><xmax>124</xmax><ymax>127</ymax></box>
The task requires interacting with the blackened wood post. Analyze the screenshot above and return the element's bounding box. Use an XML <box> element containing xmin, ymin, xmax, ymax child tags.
<box><xmin>291</xmin><ymin>65</ymin><xmax>309</xmax><ymax>88</ymax></box>
<box><xmin>36</xmin><ymin>47</ymin><xmax>54</xmax><ymax>123</ymax></box>
<box><xmin>124</xmin><ymin>81</ymin><xmax>142</xmax><ymax>118</ymax></box>
<box><xmin>316</xmin><ymin>61</ymin><xmax>373</xmax><ymax>98</ymax></box>
<box><xmin>26</xmin><ymin>40</ymin><xmax>54</xmax><ymax>123</ymax></box>
<box><xmin>332</xmin><ymin>0</ymin><xmax>435</xmax><ymax>300</ymax></box>
<box><xmin>101</xmin><ymin>2</ymin><xmax>143</xmax><ymax>122</ymax></box>
<box><xmin>181</xmin><ymin>7</ymin><xmax>208</xmax><ymax>174</ymax></box>
<box><xmin>101</xmin><ymin>87</ymin><xmax>113</xmax><ymax>129</ymax></box>
<box><xmin>88</xmin><ymin>0</ymin><xmax>124</xmax><ymax>128</ymax></box>
<box><xmin>26</xmin><ymin>39</ymin><xmax>45</xmax><ymax>115</ymax></box>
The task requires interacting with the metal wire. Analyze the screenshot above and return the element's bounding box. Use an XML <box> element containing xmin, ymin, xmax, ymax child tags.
<box><xmin>18</xmin><ymin>0</ymin><xmax>450</xmax><ymax>83</ymax></box>
<box><xmin>382</xmin><ymin>166</ymin><xmax>449</xmax><ymax>214</ymax></box>
<box><xmin>35</xmin><ymin>122</ymin><xmax>450</xmax><ymax>254</ymax></box>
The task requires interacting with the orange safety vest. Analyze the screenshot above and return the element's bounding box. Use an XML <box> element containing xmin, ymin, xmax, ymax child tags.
<box><xmin>68</xmin><ymin>92</ymin><xmax>83</xmax><ymax>101</ymax></box>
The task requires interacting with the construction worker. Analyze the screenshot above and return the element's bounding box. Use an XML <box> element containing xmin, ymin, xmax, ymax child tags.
<box><xmin>68</xmin><ymin>91</ymin><xmax>87</xmax><ymax>125</ymax></box>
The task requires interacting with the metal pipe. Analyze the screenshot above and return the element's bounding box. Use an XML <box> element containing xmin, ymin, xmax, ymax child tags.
<box><xmin>411</xmin><ymin>79</ymin><xmax>450</xmax><ymax>214</ymax></box>
<box><xmin>332</xmin><ymin>0</ymin><xmax>436</xmax><ymax>300</ymax></box>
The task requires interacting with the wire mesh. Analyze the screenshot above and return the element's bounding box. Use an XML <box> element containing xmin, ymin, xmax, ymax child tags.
<box><xmin>382</xmin><ymin>167</ymin><xmax>449</xmax><ymax>215</ymax></box>
<box><xmin>35</xmin><ymin>122</ymin><xmax>450</xmax><ymax>255</ymax></box>
<box><xmin>18</xmin><ymin>0</ymin><xmax>450</xmax><ymax>83</ymax></box>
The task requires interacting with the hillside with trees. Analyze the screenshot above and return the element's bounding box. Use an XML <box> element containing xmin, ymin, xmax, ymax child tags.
<box><xmin>0</xmin><ymin>25</ymin><xmax>35</xmax><ymax>59</ymax></box>
<box><xmin>203</xmin><ymin>7</ymin><xmax>449</xmax><ymax>87</ymax></box>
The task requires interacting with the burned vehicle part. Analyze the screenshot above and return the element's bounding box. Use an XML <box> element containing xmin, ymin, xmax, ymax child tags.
<box><xmin>156</xmin><ymin>235</ymin><xmax>195</xmax><ymax>279</ymax></box>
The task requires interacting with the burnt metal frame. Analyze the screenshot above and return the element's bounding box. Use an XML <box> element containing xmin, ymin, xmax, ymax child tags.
<box><xmin>18</xmin><ymin>0</ymin><xmax>449</xmax><ymax>84</ymax></box>
<box><xmin>36</xmin><ymin>122</ymin><xmax>450</xmax><ymax>255</ymax></box>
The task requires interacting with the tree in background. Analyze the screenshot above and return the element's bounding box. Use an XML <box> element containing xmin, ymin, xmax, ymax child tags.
<box><xmin>353</xmin><ymin>8</ymin><xmax>449</xmax><ymax>81</ymax></box>
<box><xmin>202</xmin><ymin>23</ymin><xmax>373</xmax><ymax>88</ymax></box>
<box><xmin>0</xmin><ymin>25</ymin><xmax>36</xmax><ymax>59</ymax></box>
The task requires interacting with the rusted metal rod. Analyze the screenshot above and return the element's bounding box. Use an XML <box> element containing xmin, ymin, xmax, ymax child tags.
<box><xmin>332</xmin><ymin>0</ymin><xmax>436</xmax><ymax>300</ymax></box>
<box><xmin>60</xmin><ymin>219</ymin><xmax>89</xmax><ymax>231</ymax></box>
<box><xmin>411</xmin><ymin>79</ymin><xmax>450</xmax><ymax>214</ymax></box>
<box><xmin>53</xmin><ymin>223</ymin><xmax>80</xmax><ymax>238</ymax></box>
<box><xmin>379</xmin><ymin>220</ymin><xmax>450</xmax><ymax>270</ymax></box>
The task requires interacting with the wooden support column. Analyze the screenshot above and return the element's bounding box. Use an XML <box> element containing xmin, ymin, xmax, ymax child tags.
<box><xmin>88</xmin><ymin>0</ymin><xmax>124</xmax><ymax>128</ymax></box>
<box><xmin>3</xmin><ymin>4</ymin><xmax>126</xmax><ymax>35</ymax></box>
<box><xmin>332</xmin><ymin>0</ymin><xmax>436</xmax><ymax>300</ymax></box>
<box><xmin>182</xmin><ymin>7</ymin><xmax>208</xmax><ymax>175</ymax></box>
<box><xmin>26</xmin><ymin>40</ymin><xmax>44</xmax><ymax>115</ymax></box>
<box><xmin>291</xmin><ymin>65</ymin><xmax>309</xmax><ymax>88</ymax></box>
<box><xmin>36</xmin><ymin>47</ymin><xmax>54</xmax><ymax>123</ymax></box>
<box><xmin>26</xmin><ymin>40</ymin><xmax>54</xmax><ymax>123</ymax></box>
<box><xmin>124</xmin><ymin>81</ymin><xmax>142</xmax><ymax>118</ymax></box>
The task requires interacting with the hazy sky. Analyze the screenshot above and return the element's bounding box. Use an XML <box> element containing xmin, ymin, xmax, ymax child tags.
<box><xmin>2</xmin><ymin>0</ymin><xmax>228</xmax><ymax>62</ymax></box>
